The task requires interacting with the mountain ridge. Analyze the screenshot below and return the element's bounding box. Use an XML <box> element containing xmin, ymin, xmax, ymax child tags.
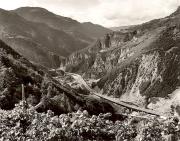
<box><xmin>14</xmin><ymin>7</ymin><xmax>112</xmax><ymax>42</ymax></box>
<box><xmin>0</xmin><ymin>8</ymin><xmax>88</xmax><ymax>68</ymax></box>
<box><xmin>0</xmin><ymin>7</ymin><xmax>111</xmax><ymax>68</ymax></box>
<box><xmin>0</xmin><ymin>39</ymin><xmax>114</xmax><ymax>115</ymax></box>
<box><xmin>63</xmin><ymin>6</ymin><xmax>180</xmax><ymax>114</ymax></box>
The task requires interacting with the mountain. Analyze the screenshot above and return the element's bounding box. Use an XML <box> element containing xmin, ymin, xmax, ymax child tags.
<box><xmin>110</xmin><ymin>25</ymin><xmax>135</xmax><ymax>31</ymax></box>
<box><xmin>0</xmin><ymin>7</ymin><xmax>111</xmax><ymax>68</ymax></box>
<box><xmin>13</xmin><ymin>7</ymin><xmax>112</xmax><ymax>42</ymax></box>
<box><xmin>81</xmin><ymin>22</ymin><xmax>112</xmax><ymax>39</ymax></box>
<box><xmin>0</xmin><ymin>39</ymin><xmax>114</xmax><ymax>115</ymax></box>
<box><xmin>0</xmin><ymin>8</ymin><xmax>88</xmax><ymax>68</ymax></box>
<box><xmin>63</xmin><ymin>6</ymin><xmax>180</xmax><ymax>115</ymax></box>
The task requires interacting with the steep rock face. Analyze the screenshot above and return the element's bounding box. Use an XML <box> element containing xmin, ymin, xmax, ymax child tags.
<box><xmin>64</xmin><ymin>28</ymin><xmax>155</xmax><ymax>78</ymax></box>
<box><xmin>100</xmin><ymin>26</ymin><xmax>180</xmax><ymax>107</ymax></box>
<box><xmin>64</xmin><ymin>7</ymin><xmax>180</xmax><ymax>109</ymax></box>
<box><xmin>64</xmin><ymin>40</ymin><xmax>101</xmax><ymax>73</ymax></box>
<box><xmin>0</xmin><ymin>40</ymin><xmax>114</xmax><ymax>115</ymax></box>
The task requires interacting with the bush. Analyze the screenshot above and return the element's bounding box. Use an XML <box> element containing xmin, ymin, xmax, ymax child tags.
<box><xmin>0</xmin><ymin>101</ymin><xmax>179</xmax><ymax>141</ymax></box>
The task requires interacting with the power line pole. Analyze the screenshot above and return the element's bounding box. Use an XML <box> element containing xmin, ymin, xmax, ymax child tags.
<box><xmin>22</xmin><ymin>84</ymin><xmax>25</xmax><ymax>102</ymax></box>
<box><xmin>22</xmin><ymin>84</ymin><xmax>27</xmax><ymax>111</ymax></box>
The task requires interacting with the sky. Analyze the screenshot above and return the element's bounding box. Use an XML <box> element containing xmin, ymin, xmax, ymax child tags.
<box><xmin>0</xmin><ymin>0</ymin><xmax>180</xmax><ymax>27</ymax></box>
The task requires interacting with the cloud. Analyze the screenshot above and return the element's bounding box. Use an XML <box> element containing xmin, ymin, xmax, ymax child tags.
<box><xmin>0</xmin><ymin>0</ymin><xmax>179</xmax><ymax>27</ymax></box>
<box><xmin>58</xmin><ymin>0</ymin><xmax>100</xmax><ymax>8</ymax></box>
<box><xmin>96</xmin><ymin>0</ymin><xmax>180</xmax><ymax>26</ymax></box>
<box><xmin>32</xmin><ymin>0</ymin><xmax>100</xmax><ymax>9</ymax></box>
<box><xmin>0</xmin><ymin>0</ymin><xmax>29</xmax><ymax>9</ymax></box>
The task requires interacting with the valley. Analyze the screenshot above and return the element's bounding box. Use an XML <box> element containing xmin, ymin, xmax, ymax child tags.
<box><xmin>0</xmin><ymin>5</ymin><xmax>180</xmax><ymax>141</ymax></box>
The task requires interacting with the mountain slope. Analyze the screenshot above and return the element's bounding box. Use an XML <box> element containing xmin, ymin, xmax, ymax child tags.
<box><xmin>0</xmin><ymin>39</ymin><xmax>114</xmax><ymax>115</ymax></box>
<box><xmin>81</xmin><ymin>22</ymin><xmax>112</xmax><ymax>39</ymax></box>
<box><xmin>110</xmin><ymin>25</ymin><xmax>135</xmax><ymax>31</ymax></box>
<box><xmin>63</xmin><ymin>7</ymin><xmax>180</xmax><ymax>113</ymax></box>
<box><xmin>14</xmin><ymin>7</ymin><xmax>111</xmax><ymax>42</ymax></box>
<box><xmin>0</xmin><ymin>8</ymin><xmax>88</xmax><ymax>68</ymax></box>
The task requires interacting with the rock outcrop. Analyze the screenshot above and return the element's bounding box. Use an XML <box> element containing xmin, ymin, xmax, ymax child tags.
<box><xmin>63</xmin><ymin>7</ymin><xmax>180</xmax><ymax>111</ymax></box>
<box><xmin>0</xmin><ymin>39</ymin><xmax>114</xmax><ymax>115</ymax></box>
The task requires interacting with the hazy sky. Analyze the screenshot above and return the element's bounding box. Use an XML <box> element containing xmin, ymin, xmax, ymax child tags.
<box><xmin>0</xmin><ymin>0</ymin><xmax>180</xmax><ymax>27</ymax></box>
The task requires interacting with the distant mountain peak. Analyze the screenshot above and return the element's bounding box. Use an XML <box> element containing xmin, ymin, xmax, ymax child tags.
<box><xmin>15</xmin><ymin>6</ymin><xmax>49</xmax><ymax>12</ymax></box>
<box><xmin>14</xmin><ymin>7</ymin><xmax>111</xmax><ymax>40</ymax></box>
<box><xmin>0</xmin><ymin>8</ymin><xmax>6</xmax><ymax>11</ymax></box>
<box><xmin>83</xmin><ymin>22</ymin><xmax>94</xmax><ymax>25</ymax></box>
<box><xmin>0</xmin><ymin>7</ymin><xmax>111</xmax><ymax>68</ymax></box>
<box><xmin>0</xmin><ymin>8</ymin><xmax>10</xmax><ymax>14</ymax></box>
<box><xmin>14</xmin><ymin>6</ymin><xmax>78</xmax><ymax>23</ymax></box>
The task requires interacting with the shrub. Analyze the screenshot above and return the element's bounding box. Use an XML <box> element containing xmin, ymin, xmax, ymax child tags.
<box><xmin>0</xmin><ymin>101</ymin><xmax>179</xmax><ymax>141</ymax></box>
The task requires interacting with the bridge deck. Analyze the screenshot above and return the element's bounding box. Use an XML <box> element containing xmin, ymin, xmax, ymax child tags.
<box><xmin>65</xmin><ymin>72</ymin><xmax>162</xmax><ymax>117</ymax></box>
<box><xmin>93</xmin><ymin>93</ymin><xmax>161</xmax><ymax>116</ymax></box>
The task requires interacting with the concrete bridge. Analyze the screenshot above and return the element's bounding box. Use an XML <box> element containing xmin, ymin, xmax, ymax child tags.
<box><xmin>93</xmin><ymin>92</ymin><xmax>162</xmax><ymax>117</ymax></box>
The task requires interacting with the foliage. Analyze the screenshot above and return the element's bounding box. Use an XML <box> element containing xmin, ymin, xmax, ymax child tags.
<box><xmin>0</xmin><ymin>102</ymin><xmax>179</xmax><ymax>141</ymax></box>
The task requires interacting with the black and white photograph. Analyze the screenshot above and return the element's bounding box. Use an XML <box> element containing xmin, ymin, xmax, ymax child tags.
<box><xmin>0</xmin><ymin>0</ymin><xmax>180</xmax><ymax>140</ymax></box>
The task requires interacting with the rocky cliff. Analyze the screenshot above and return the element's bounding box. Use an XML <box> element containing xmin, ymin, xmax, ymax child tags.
<box><xmin>0</xmin><ymin>39</ymin><xmax>114</xmax><ymax>115</ymax></box>
<box><xmin>63</xmin><ymin>7</ymin><xmax>180</xmax><ymax>112</ymax></box>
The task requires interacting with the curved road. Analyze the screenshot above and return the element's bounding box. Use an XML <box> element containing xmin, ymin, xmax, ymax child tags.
<box><xmin>66</xmin><ymin>72</ymin><xmax>162</xmax><ymax>117</ymax></box>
